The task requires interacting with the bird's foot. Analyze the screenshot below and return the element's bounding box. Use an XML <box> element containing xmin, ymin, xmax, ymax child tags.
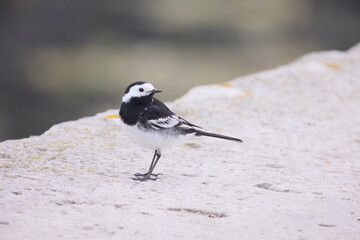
<box><xmin>132</xmin><ymin>173</ymin><xmax>162</xmax><ymax>181</ymax></box>
<box><xmin>134</xmin><ymin>172</ymin><xmax>162</xmax><ymax>177</ymax></box>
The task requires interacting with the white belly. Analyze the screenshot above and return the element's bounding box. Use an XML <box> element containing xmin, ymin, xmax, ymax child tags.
<box><xmin>121</xmin><ymin>122</ymin><xmax>186</xmax><ymax>151</ymax></box>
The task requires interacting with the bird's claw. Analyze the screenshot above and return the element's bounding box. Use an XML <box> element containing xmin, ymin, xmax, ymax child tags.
<box><xmin>134</xmin><ymin>172</ymin><xmax>162</xmax><ymax>177</ymax></box>
<box><xmin>132</xmin><ymin>176</ymin><xmax>159</xmax><ymax>181</ymax></box>
<box><xmin>132</xmin><ymin>173</ymin><xmax>162</xmax><ymax>181</ymax></box>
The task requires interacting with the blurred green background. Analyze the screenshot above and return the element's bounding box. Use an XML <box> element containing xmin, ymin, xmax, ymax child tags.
<box><xmin>0</xmin><ymin>0</ymin><xmax>359</xmax><ymax>141</ymax></box>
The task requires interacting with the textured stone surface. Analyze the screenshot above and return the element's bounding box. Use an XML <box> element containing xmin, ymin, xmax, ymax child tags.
<box><xmin>1</xmin><ymin>44</ymin><xmax>360</xmax><ymax>239</ymax></box>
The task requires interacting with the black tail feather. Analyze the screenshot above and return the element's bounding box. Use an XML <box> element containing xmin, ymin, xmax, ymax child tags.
<box><xmin>195</xmin><ymin>130</ymin><xmax>243</xmax><ymax>143</ymax></box>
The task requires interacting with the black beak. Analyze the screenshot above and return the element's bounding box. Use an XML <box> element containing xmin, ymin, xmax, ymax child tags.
<box><xmin>150</xmin><ymin>89</ymin><xmax>162</xmax><ymax>94</ymax></box>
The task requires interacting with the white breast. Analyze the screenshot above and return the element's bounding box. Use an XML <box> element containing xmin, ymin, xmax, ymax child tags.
<box><xmin>120</xmin><ymin>122</ymin><xmax>186</xmax><ymax>151</ymax></box>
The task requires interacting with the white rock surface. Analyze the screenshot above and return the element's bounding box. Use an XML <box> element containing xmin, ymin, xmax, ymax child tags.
<box><xmin>1</xmin><ymin>44</ymin><xmax>360</xmax><ymax>240</ymax></box>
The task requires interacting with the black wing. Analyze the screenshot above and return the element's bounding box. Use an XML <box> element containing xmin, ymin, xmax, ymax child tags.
<box><xmin>139</xmin><ymin>98</ymin><xmax>200</xmax><ymax>133</ymax></box>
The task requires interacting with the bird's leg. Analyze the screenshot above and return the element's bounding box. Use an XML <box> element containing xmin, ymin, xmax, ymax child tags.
<box><xmin>147</xmin><ymin>150</ymin><xmax>162</xmax><ymax>177</ymax></box>
<box><xmin>132</xmin><ymin>150</ymin><xmax>162</xmax><ymax>181</ymax></box>
<box><xmin>134</xmin><ymin>151</ymin><xmax>157</xmax><ymax>177</ymax></box>
<box><xmin>134</xmin><ymin>151</ymin><xmax>162</xmax><ymax>177</ymax></box>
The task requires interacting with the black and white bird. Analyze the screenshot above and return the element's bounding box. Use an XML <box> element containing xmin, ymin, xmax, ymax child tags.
<box><xmin>120</xmin><ymin>82</ymin><xmax>243</xmax><ymax>181</ymax></box>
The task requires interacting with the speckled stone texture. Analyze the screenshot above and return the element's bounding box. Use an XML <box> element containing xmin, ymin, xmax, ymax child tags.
<box><xmin>1</xmin><ymin>44</ymin><xmax>360</xmax><ymax>240</ymax></box>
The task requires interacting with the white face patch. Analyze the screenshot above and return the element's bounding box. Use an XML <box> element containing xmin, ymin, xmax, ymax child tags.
<box><xmin>122</xmin><ymin>83</ymin><xmax>156</xmax><ymax>103</ymax></box>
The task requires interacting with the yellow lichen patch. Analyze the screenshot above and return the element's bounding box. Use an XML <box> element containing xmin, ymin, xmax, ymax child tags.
<box><xmin>236</xmin><ymin>90</ymin><xmax>253</xmax><ymax>98</ymax></box>
<box><xmin>87</xmin><ymin>169</ymin><xmax>96</xmax><ymax>173</ymax></box>
<box><xmin>104</xmin><ymin>114</ymin><xmax>120</xmax><ymax>119</ymax></box>
<box><xmin>244</xmin><ymin>90</ymin><xmax>253</xmax><ymax>95</ymax></box>
<box><xmin>216</xmin><ymin>82</ymin><xmax>234</xmax><ymax>88</ymax></box>
<box><xmin>324</xmin><ymin>62</ymin><xmax>340</xmax><ymax>69</ymax></box>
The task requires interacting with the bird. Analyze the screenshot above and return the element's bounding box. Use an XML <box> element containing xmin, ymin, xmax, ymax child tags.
<box><xmin>119</xmin><ymin>81</ymin><xmax>243</xmax><ymax>181</ymax></box>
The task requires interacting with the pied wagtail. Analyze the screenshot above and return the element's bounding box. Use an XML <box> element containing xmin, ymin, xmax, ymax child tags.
<box><xmin>120</xmin><ymin>82</ymin><xmax>243</xmax><ymax>181</ymax></box>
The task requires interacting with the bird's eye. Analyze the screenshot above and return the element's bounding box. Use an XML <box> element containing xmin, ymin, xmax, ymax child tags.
<box><xmin>139</xmin><ymin>88</ymin><xmax>144</xmax><ymax>92</ymax></box>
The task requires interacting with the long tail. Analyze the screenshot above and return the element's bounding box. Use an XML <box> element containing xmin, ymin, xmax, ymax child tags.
<box><xmin>195</xmin><ymin>130</ymin><xmax>243</xmax><ymax>143</ymax></box>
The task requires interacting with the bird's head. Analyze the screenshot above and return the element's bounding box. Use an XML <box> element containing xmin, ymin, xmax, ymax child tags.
<box><xmin>122</xmin><ymin>82</ymin><xmax>162</xmax><ymax>103</ymax></box>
